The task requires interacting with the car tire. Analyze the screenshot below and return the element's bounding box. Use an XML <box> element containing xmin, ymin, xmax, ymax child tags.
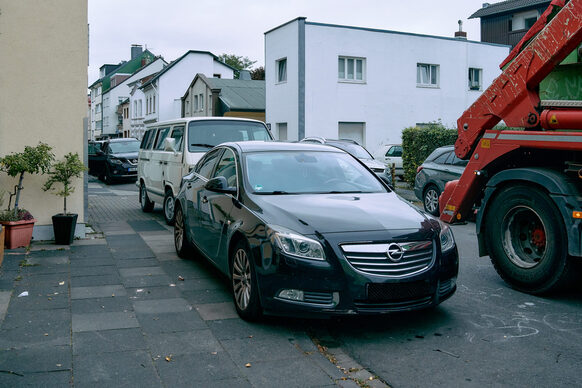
<box><xmin>231</xmin><ymin>239</ymin><xmax>262</xmax><ymax>321</ymax></box>
<box><xmin>423</xmin><ymin>184</ymin><xmax>440</xmax><ymax>216</ymax></box>
<box><xmin>140</xmin><ymin>183</ymin><xmax>154</xmax><ymax>212</ymax></box>
<box><xmin>174</xmin><ymin>205</ymin><xmax>194</xmax><ymax>259</ymax></box>
<box><xmin>163</xmin><ymin>189</ymin><xmax>175</xmax><ymax>225</ymax></box>
<box><xmin>485</xmin><ymin>185</ymin><xmax>571</xmax><ymax>294</ymax></box>
<box><xmin>103</xmin><ymin>167</ymin><xmax>112</xmax><ymax>185</ymax></box>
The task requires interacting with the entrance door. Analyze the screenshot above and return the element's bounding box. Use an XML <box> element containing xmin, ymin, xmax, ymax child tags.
<box><xmin>338</xmin><ymin>122</ymin><xmax>365</xmax><ymax>146</ymax></box>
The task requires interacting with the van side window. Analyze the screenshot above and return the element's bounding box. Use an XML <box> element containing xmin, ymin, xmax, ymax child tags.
<box><xmin>140</xmin><ymin>129</ymin><xmax>152</xmax><ymax>149</ymax></box>
<box><xmin>154</xmin><ymin>127</ymin><xmax>171</xmax><ymax>150</ymax></box>
<box><xmin>171</xmin><ymin>126</ymin><xmax>184</xmax><ymax>151</ymax></box>
<box><xmin>143</xmin><ymin>129</ymin><xmax>157</xmax><ymax>149</ymax></box>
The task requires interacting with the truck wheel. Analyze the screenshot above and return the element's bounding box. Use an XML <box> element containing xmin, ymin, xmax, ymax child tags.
<box><xmin>485</xmin><ymin>185</ymin><xmax>570</xmax><ymax>294</ymax></box>
<box><xmin>163</xmin><ymin>189</ymin><xmax>175</xmax><ymax>225</ymax></box>
<box><xmin>140</xmin><ymin>183</ymin><xmax>154</xmax><ymax>212</ymax></box>
<box><xmin>423</xmin><ymin>184</ymin><xmax>440</xmax><ymax>216</ymax></box>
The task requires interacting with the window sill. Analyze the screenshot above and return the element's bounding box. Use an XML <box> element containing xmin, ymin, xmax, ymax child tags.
<box><xmin>338</xmin><ymin>79</ymin><xmax>366</xmax><ymax>84</ymax></box>
<box><xmin>469</xmin><ymin>88</ymin><xmax>482</xmax><ymax>92</ymax></box>
<box><xmin>275</xmin><ymin>81</ymin><xmax>287</xmax><ymax>85</ymax></box>
<box><xmin>416</xmin><ymin>84</ymin><xmax>440</xmax><ymax>89</ymax></box>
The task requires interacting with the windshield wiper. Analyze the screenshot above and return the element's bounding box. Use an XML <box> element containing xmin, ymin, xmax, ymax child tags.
<box><xmin>190</xmin><ymin>143</ymin><xmax>214</xmax><ymax>148</ymax></box>
<box><xmin>321</xmin><ymin>190</ymin><xmax>364</xmax><ymax>194</ymax></box>
<box><xmin>255</xmin><ymin>190</ymin><xmax>291</xmax><ymax>195</ymax></box>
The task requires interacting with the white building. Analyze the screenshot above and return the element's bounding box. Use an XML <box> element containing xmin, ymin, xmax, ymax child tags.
<box><xmin>140</xmin><ymin>51</ymin><xmax>235</xmax><ymax>126</ymax></box>
<box><xmin>101</xmin><ymin>57</ymin><xmax>166</xmax><ymax>138</ymax></box>
<box><xmin>265</xmin><ymin>18</ymin><xmax>510</xmax><ymax>151</ymax></box>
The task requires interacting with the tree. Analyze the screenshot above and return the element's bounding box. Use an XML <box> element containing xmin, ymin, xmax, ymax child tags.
<box><xmin>43</xmin><ymin>152</ymin><xmax>87</xmax><ymax>214</ymax></box>
<box><xmin>250</xmin><ymin>66</ymin><xmax>265</xmax><ymax>80</ymax></box>
<box><xmin>218</xmin><ymin>54</ymin><xmax>257</xmax><ymax>79</ymax></box>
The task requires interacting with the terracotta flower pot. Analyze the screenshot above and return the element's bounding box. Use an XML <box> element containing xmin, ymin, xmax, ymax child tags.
<box><xmin>0</xmin><ymin>218</ymin><xmax>36</xmax><ymax>249</ymax></box>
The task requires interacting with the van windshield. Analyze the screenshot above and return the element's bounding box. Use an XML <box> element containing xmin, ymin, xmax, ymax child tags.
<box><xmin>188</xmin><ymin>120</ymin><xmax>272</xmax><ymax>152</ymax></box>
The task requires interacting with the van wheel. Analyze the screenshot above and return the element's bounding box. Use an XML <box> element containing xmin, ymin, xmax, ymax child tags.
<box><xmin>140</xmin><ymin>183</ymin><xmax>154</xmax><ymax>212</ymax></box>
<box><xmin>163</xmin><ymin>189</ymin><xmax>175</xmax><ymax>225</ymax></box>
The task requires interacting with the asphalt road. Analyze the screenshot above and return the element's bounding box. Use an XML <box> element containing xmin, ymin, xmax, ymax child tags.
<box><xmin>105</xmin><ymin>180</ymin><xmax>582</xmax><ymax>387</ymax></box>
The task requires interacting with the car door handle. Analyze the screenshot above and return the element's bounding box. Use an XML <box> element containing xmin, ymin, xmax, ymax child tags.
<box><xmin>202</xmin><ymin>196</ymin><xmax>208</xmax><ymax>203</ymax></box>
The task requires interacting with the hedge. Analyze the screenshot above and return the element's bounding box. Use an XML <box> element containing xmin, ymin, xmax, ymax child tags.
<box><xmin>402</xmin><ymin>123</ymin><xmax>458</xmax><ymax>185</ymax></box>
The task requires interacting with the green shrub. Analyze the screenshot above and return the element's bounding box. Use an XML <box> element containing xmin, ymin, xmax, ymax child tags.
<box><xmin>402</xmin><ymin>123</ymin><xmax>458</xmax><ymax>185</ymax></box>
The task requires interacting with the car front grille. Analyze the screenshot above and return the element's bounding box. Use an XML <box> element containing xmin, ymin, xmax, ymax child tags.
<box><xmin>303</xmin><ymin>291</ymin><xmax>334</xmax><ymax>305</ymax></box>
<box><xmin>354</xmin><ymin>296</ymin><xmax>433</xmax><ymax>312</ymax></box>
<box><xmin>439</xmin><ymin>278</ymin><xmax>455</xmax><ymax>296</ymax></box>
<box><xmin>340</xmin><ymin>241</ymin><xmax>434</xmax><ymax>278</ymax></box>
<box><xmin>367</xmin><ymin>281</ymin><xmax>432</xmax><ymax>301</ymax></box>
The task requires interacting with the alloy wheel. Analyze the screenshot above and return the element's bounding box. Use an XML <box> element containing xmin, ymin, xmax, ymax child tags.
<box><xmin>232</xmin><ymin>248</ymin><xmax>252</xmax><ymax>311</ymax></box>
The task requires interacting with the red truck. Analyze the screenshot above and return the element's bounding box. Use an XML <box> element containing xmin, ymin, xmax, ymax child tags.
<box><xmin>440</xmin><ymin>0</ymin><xmax>582</xmax><ymax>294</ymax></box>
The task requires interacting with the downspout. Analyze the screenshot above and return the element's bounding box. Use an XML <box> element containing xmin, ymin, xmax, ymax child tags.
<box><xmin>298</xmin><ymin>18</ymin><xmax>306</xmax><ymax>140</ymax></box>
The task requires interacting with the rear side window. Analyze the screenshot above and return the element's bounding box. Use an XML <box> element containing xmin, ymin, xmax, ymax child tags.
<box><xmin>433</xmin><ymin>151</ymin><xmax>451</xmax><ymax>164</ymax></box>
<box><xmin>142</xmin><ymin>129</ymin><xmax>157</xmax><ymax>150</ymax></box>
<box><xmin>386</xmin><ymin>146</ymin><xmax>402</xmax><ymax>157</ymax></box>
<box><xmin>187</xmin><ymin>120</ymin><xmax>272</xmax><ymax>152</ymax></box>
<box><xmin>196</xmin><ymin>148</ymin><xmax>223</xmax><ymax>179</ymax></box>
<box><xmin>154</xmin><ymin>127</ymin><xmax>171</xmax><ymax>150</ymax></box>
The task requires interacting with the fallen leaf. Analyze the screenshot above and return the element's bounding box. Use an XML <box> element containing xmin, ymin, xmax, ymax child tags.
<box><xmin>165</xmin><ymin>355</ymin><xmax>172</xmax><ymax>362</ymax></box>
<box><xmin>248</xmin><ymin>335</ymin><xmax>253</xmax><ymax>338</ymax></box>
<box><xmin>44</xmin><ymin>333</ymin><xmax>49</xmax><ymax>336</ymax></box>
<box><xmin>178</xmin><ymin>276</ymin><xmax>185</xmax><ymax>281</ymax></box>
<box><xmin>56</xmin><ymin>364</ymin><xmax>62</xmax><ymax>367</ymax></box>
<box><xmin>245</xmin><ymin>363</ymin><xmax>252</xmax><ymax>368</ymax></box>
<box><xmin>211</xmin><ymin>352</ymin><xmax>217</xmax><ymax>355</ymax></box>
<box><xmin>18</xmin><ymin>291</ymin><xmax>29</xmax><ymax>297</ymax></box>
<box><xmin>59</xmin><ymin>281</ymin><xmax>65</xmax><ymax>286</ymax></box>
<box><xmin>169</xmin><ymin>283</ymin><xmax>176</xmax><ymax>287</ymax></box>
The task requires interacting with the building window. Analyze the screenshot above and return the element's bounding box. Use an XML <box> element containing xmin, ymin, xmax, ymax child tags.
<box><xmin>213</xmin><ymin>73</ymin><xmax>221</xmax><ymax>78</ymax></box>
<box><xmin>338</xmin><ymin>56</ymin><xmax>365</xmax><ymax>82</ymax></box>
<box><xmin>194</xmin><ymin>95</ymin><xmax>199</xmax><ymax>111</ymax></box>
<box><xmin>417</xmin><ymin>63</ymin><xmax>439</xmax><ymax>88</ymax></box>
<box><xmin>199</xmin><ymin>94</ymin><xmax>204</xmax><ymax>110</ymax></box>
<box><xmin>276</xmin><ymin>123</ymin><xmax>287</xmax><ymax>141</ymax></box>
<box><xmin>525</xmin><ymin>17</ymin><xmax>537</xmax><ymax>30</ymax></box>
<box><xmin>276</xmin><ymin>58</ymin><xmax>287</xmax><ymax>83</ymax></box>
<box><xmin>153</xmin><ymin>95</ymin><xmax>156</xmax><ymax>113</ymax></box>
<box><xmin>469</xmin><ymin>68</ymin><xmax>482</xmax><ymax>91</ymax></box>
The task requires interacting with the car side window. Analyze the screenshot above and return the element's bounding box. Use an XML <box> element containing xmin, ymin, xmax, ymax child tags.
<box><xmin>196</xmin><ymin>149</ymin><xmax>223</xmax><ymax>179</ymax></box>
<box><xmin>213</xmin><ymin>148</ymin><xmax>237</xmax><ymax>188</ymax></box>
<box><xmin>386</xmin><ymin>146</ymin><xmax>402</xmax><ymax>157</ymax></box>
<box><xmin>451</xmin><ymin>154</ymin><xmax>469</xmax><ymax>166</ymax></box>
<box><xmin>154</xmin><ymin>127</ymin><xmax>171</xmax><ymax>150</ymax></box>
<box><xmin>170</xmin><ymin>126</ymin><xmax>184</xmax><ymax>151</ymax></box>
<box><xmin>433</xmin><ymin>151</ymin><xmax>450</xmax><ymax>164</ymax></box>
<box><xmin>144</xmin><ymin>129</ymin><xmax>158</xmax><ymax>149</ymax></box>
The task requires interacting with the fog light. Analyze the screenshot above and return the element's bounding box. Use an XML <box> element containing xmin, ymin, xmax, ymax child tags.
<box><xmin>278</xmin><ymin>289</ymin><xmax>304</xmax><ymax>301</ymax></box>
<box><xmin>113</xmin><ymin>170</ymin><xmax>118</xmax><ymax>174</ymax></box>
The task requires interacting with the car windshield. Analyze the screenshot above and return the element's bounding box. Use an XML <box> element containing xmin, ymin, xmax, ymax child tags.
<box><xmin>328</xmin><ymin>142</ymin><xmax>373</xmax><ymax>160</ymax></box>
<box><xmin>188</xmin><ymin>120</ymin><xmax>271</xmax><ymax>152</ymax></box>
<box><xmin>244</xmin><ymin>151</ymin><xmax>386</xmax><ymax>194</ymax></box>
<box><xmin>108</xmin><ymin>140</ymin><xmax>140</xmax><ymax>154</ymax></box>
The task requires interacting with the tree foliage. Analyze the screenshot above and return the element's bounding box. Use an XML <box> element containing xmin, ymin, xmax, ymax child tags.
<box><xmin>43</xmin><ymin>152</ymin><xmax>87</xmax><ymax>214</ymax></box>
<box><xmin>218</xmin><ymin>54</ymin><xmax>257</xmax><ymax>79</ymax></box>
<box><xmin>250</xmin><ymin>66</ymin><xmax>265</xmax><ymax>80</ymax></box>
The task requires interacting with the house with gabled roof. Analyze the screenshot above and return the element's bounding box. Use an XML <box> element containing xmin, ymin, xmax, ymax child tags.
<box><xmin>89</xmin><ymin>45</ymin><xmax>157</xmax><ymax>139</ymax></box>
<box><xmin>182</xmin><ymin>73</ymin><xmax>265</xmax><ymax>122</ymax></box>
<box><xmin>139</xmin><ymin>50</ymin><xmax>235</xmax><ymax>126</ymax></box>
<box><xmin>469</xmin><ymin>0</ymin><xmax>551</xmax><ymax>48</ymax></box>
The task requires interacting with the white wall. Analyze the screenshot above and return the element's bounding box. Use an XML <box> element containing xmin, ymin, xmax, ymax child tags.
<box><xmin>266</xmin><ymin>20</ymin><xmax>509</xmax><ymax>152</ymax></box>
<box><xmin>265</xmin><ymin>21</ymin><xmax>300</xmax><ymax>140</ymax></box>
<box><xmin>157</xmin><ymin>53</ymin><xmax>234</xmax><ymax>122</ymax></box>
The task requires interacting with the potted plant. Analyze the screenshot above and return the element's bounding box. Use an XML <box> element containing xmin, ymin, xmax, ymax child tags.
<box><xmin>0</xmin><ymin>143</ymin><xmax>54</xmax><ymax>249</ymax></box>
<box><xmin>42</xmin><ymin>152</ymin><xmax>86</xmax><ymax>245</ymax></box>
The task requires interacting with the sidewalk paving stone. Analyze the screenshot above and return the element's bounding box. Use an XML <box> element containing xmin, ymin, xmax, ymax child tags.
<box><xmin>136</xmin><ymin>310</ymin><xmax>206</xmax><ymax>334</ymax></box>
<box><xmin>71</xmin><ymin>285</ymin><xmax>126</xmax><ymax>300</ymax></box>
<box><xmin>6</xmin><ymin>291</ymin><xmax>69</xmax><ymax>312</ymax></box>
<box><xmin>240</xmin><ymin>357</ymin><xmax>335</xmax><ymax>388</ymax></box>
<box><xmin>71</xmin><ymin>264</ymin><xmax>118</xmax><ymax>277</ymax></box>
<box><xmin>122</xmin><ymin>274</ymin><xmax>173</xmax><ymax>288</ymax></box>
<box><xmin>133</xmin><ymin>297</ymin><xmax>192</xmax><ymax>314</ymax></box>
<box><xmin>73</xmin><ymin>350</ymin><xmax>162</xmax><ymax>388</ymax></box>
<box><xmin>114</xmin><ymin>257</ymin><xmax>159</xmax><ymax>268</ymax></box>
<box><xmin>195</xmin><ymin>302</ymin><xmax>239</xmax><ymax>321</ymax></box>
<box><xmin>182</xmin><ymin>287</ymin><xmax>233</xmax><ymax>305</ymax></box>
<box><xmin>71</xmin><ymin>274</ymin><xmax>122</xmax><ymax>288</ymax></box>
<box><xmin>0</xmin><ymin>345</ymin><xmax>71</xmax><ymax>375</ymax></box>
<box><xmin>222</xmin><ymin>336</ymin><xmax>308</xmax><ymax>364</ymax></box>
<box><xmin>72</xmin><ymin>311</ymin><xmax>139</xmax><ymax>332</ymax></box>
<box><xmin>73</xmin><ymin>328</ymin><xmax>147</xmax><ymax>355</ymax></box>
<box><xmin>127</xmin><ymin>220</ymin><xmax>167</xmax><ymax>232</ymax></box>
<box><xmin>71</xmin><ymin>296</ymin><xmax>133</xmax><ymax>314</ymax></box>
<box><xmin>110</xmin><ymin>249</ymin><xmax>155</xmax><ymax>260</ymax></box>
<box><xmin>126</xmin><ymin>285</ymin><xmax>182</xmax><ymax>301</ymax></box>
<box><xmin>144</xmin><ymin>329</ymin><xmax>222</xmax><ymax>356</ymax></box>
<box><xmin>118</xmin><ymin>266</ymin><xmax>165</xmax><ymax>277</ymax></box>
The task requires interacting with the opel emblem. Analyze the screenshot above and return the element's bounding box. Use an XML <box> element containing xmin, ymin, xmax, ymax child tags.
<box><xmin>386</xmin><ymin>243</ymin><xmax>404</xmax><ymax>262</ymax></box>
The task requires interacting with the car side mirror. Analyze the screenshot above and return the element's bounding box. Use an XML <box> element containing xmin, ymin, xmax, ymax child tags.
<box><xmin>205</xmin><ymin>176</ymin><xmax>236</xmax><ymax>194</ymax></box>
<box><xmin>164</xmin><ymin>138</ymin><xmax>177</xmax><ymax>152</ymax></box>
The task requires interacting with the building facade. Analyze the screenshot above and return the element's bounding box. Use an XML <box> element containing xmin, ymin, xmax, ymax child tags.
<box><xmin>140</xmin><ymin>51</ymin><xmax>235</xmax><ymax>126</ymax></box>
<box><xmin>0</xmin><ymin>0</ymin><xmax>88</xmax><ymax>240</ymax></box>
<box><xmin>469</xmin><ymin>0</ymin><xmax>551</xmax><ymax>48</ymax></box>
<box><xmin>182</xmin><ymin>73</ymin><xmax>266</xmax><ymax>122</ymax></box>
<box><xmin>265</xmin><ymin>18</ymin><xmax>510</xmax><ymax>150</ymax></box>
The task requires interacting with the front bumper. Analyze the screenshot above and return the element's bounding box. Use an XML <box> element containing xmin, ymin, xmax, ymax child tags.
<box><xmin>107</xmin><ymin>162</ymin><xmax>138</xmax><ymax>179</ymax></box>
<box><xmin>256</xmin><ymin>238</ymin><xmax>459</xmax><ymax>316</ymax></box>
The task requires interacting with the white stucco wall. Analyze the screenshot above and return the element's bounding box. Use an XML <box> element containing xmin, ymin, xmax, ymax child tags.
<box><xmin>265</xmin><ymin>21</ymin><xmax>300</xmax><ymax>140</ymax></box>
<box><xmin>266</xmin><ymin>20</ymin><xmax>509</xmax><ymax>152</ymax></box>
<box><xmin>157</xmin><ymin>53</ymin><xmax>234</xmax><ymax>122</ymax></box>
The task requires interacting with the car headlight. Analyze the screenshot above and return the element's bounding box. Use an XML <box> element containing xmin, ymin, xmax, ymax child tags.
<box><xmin>109</xmin><ymin>158</ymin><xmax>122</xmax><ymax>165</ymax></box>
<box><xmin>439</xmin><ymin>222</ymin><xmax>455</xmax><ymax>253</ymax></box>
<box><xmin>269</xmin><ymin>225</ymin><xmax>325</xmax><ymax>260</ymax></box>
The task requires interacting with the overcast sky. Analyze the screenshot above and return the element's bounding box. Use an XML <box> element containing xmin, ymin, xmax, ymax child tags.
<box><xmin>88</xmin><ymin>0</ymin><xmax>489</xmax><ymax>84</ymax></box>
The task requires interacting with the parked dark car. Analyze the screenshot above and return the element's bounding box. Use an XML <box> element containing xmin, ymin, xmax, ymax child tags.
<box><xmin>414</xmin><ymin>145</ymin><xmax>468</xmax><ymax>216</ymax></box>
<box><xmin>88</xmin><ymin>138</ymin><xmax>140</xmax><ymax>184</ymax></box>
<box><xmin>299</xmin><ymin>137</ymin><xmax>393</xmax><ymax>186</ymax></box>
<box><xmin>174</xmin><ymin>141</ymin><xmax>458</xmax><ymax>320</ymax></box>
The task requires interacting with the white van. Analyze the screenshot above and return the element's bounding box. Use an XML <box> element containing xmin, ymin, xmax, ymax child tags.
<box><xmin>137</xmin><ymin>117</ymin><xmax>273</xmax><ymax>224</ymax></box>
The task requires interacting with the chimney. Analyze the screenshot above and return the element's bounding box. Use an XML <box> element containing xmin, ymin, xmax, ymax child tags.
<box><xmin>482</xmin><ymin>3</ymin><xmax>490</xmax><ymax>8</ymax></box>
<box><xmin>211</xmin><ymin>88</ymin><xmax>221</xmax><ymax>117</ymax></box>
<box><xmin>455</xmin><ymin>20</ymin><xmax>467</xmax><ymax>40</ymax></box>
<box><xmin>131</xmin><ymin>44</ymin><xmax>143</xmax><ymax>60</ymax></box>
<box><xmin>239</xmin><ymin>70</ymin><xmax>251</xmax><ymax>80</ymax></box>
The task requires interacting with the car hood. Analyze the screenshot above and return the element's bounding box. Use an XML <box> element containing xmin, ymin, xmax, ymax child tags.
<box><xmin>111</xmin><ymin>152</ymin><xmax>138</xmax><ymax>159</ymax></box>
<box><xmin>361</xmin><ymin>159</ymin><xmax>386</xmax><ymax>170</ymax></box>
<box><xmin>251</xmin><ymin>192</ymin><xmax>429</xmax><ymax>234</ymax></box>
